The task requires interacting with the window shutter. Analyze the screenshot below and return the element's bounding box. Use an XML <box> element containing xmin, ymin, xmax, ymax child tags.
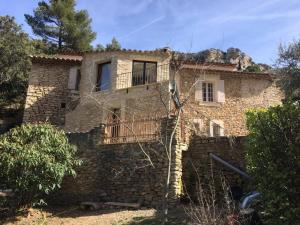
<box><xmin>209</xmin><ymin>121</ymin><xmax>214</xmax><ymax>137</ymax></box>
<box><xmin>195</xmin><ymin>80</ymin><xmax>202</xmax><ymax>101</ymax></box>
<box><xmin>193</xmin><ymin>118</ymin><xmax>203</xmax><ymax>133</ymax></box>
<box><xmin>68</xmin><ymin>67</ymin><xmax>78</xmax><ymax>89</ymax></box>
<box><xmin>217</xmin><ymin>80</ymin><xmax>225</xmax><ymax>102</ymax></box>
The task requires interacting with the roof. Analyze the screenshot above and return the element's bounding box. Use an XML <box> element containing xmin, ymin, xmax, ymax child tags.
<box><xmin>181</xmin><ymin>61</ymin><xmax>237</xmax><ymax>72</ymax></box>
<box><xmin>84</xmin><ymin>48</ymin><xmax>171</xmax><ymax>55</ymax></box>
<box><xmin>30</xmin><ymin>48</ymin><xmax>170</xmax><ymax>63</ymax></box>
<box><xmin>30</xmin><ymin>54</ymin><xmax>83</xmax><ymax>63</ymax></box>
<box><xmin>181</xmin><ymin>66</ymin><xmax>273</xmax><ymax>80</ymax></box>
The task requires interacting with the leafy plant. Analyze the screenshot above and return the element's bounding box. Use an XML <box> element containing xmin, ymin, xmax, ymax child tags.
<box><xmin>244</xmin><ymin>64</ymin><xmax>262</xmax><ymax>73</ymax></box>
<box><xmin>276</xmin><ymin>40</ymin><xmax>300</xmax><ymax>101</ymax></box>
<box><xmin>0</xmin><ymin>123</ymin><xmax>81</xmax><ymax>209</ymax></box>
<box><xmin>0</xmin><ymin>16</ymin><xmax>31</xmax><ymax>109</ymax></box>
<box><xmin>246</xmin><ymin>103</ymin><xmax>300</xmax><ymax>225</ymax></box>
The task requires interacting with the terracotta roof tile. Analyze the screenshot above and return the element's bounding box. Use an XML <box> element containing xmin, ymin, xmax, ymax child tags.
<box><xmin>30</xmin><ymin>54</ymin><xmax>83</xmax><ymax>62</ymax></box>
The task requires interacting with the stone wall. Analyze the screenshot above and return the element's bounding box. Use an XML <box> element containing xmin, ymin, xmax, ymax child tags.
<box><xmin>49</xmin><ymin>116</ymin><xmax>248</xmax><ymax>207</ymax></box>
<box><xmin>182</xmin><ymin>135</ymin><xmax>246</xmax><ymax>200</ymax></box>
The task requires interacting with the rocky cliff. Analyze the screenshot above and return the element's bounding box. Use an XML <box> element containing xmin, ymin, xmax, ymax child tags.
<box><xmin>184</xmin><ymin>48</ymin><xmax>270</xmax><ymax>72</ymax></box>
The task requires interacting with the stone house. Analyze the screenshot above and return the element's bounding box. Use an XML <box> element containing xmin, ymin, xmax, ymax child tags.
<box><xmin>22</xmin><ymin>48</ymin><xmax>283</xmax><ymax>206</ymax></box>
<box><xmin>24</xmin><ymin>48</ymin><xmax>282</xmax><ymax>137</ymax></box>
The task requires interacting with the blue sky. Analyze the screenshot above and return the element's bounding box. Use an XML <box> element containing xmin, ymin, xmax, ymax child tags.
<box><xmin>1</xmin><ymin>0</ymin><xmax>300</xmax><ymax>64</ymax></box>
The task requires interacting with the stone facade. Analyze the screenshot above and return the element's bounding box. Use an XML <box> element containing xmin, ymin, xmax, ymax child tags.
<box><xmin>178</xmin><ymin>69</ymin><xmax>283</xmax><ymax>136</ymax></box>
<box><xmin>22</xmin><ymin>50</ymin><xmax>284</xmax><ymax>207</ymax></box>
<box><xmin>23</xmin><ymin>59</ymin><xmax>80</xmax><ymax>126</ymax></box>
<box><xmin>64</xmin><ymin>50</ymin><xmax>171</xmax><ymax>132</ymax></box>
<box><xmin>23</xmin><ymin>50</ymin><xmax>283</xmax><ymax>135</ymax></box>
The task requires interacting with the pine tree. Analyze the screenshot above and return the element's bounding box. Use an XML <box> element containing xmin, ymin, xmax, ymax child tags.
<box><xmin>95</xmin><ymin>43</ymin><xmax>105</xmax><ymax>51</ymax></box>
<box><xmin>25</xmin><ymin>0</ymin><xmax>96</xmax><ymax>52</ymax></box>
<box><xmin>106</xmin><ymin>37</ymin><xmax>121</xmax><ymax>51</ymax></box>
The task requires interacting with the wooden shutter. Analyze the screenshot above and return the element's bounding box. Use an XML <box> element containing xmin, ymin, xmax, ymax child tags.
<box><xmin>217</xmin><ymin>80</ymin><xmax>225</xmax><ymax>102</ymax></box>
<box><xmin>195</xmin><ymin>80</ymin><xmax>202</xmax><ymax>101</ymax></box>
<box><xmin>68</xmin><ymin>67</ymin><xmax>78</xmax><ymax>89</ymax></box>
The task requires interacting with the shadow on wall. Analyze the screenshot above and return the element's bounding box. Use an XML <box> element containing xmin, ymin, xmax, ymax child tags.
<box><xmin>182</xmin><ymin>134</ymin><xmax>247</xmax><ymax>201</ymax></box>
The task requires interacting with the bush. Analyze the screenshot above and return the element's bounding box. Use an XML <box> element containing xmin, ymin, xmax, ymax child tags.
<box><xmin>246</xmin><ymin>103</ymin><xmax>300</xmax><ymax>225</ymax></box>
<box><xmin>0</xmin><ymin>123</ymin><xmax>81</xmax><ymax>209</ymax></box>
<box><xmin>244</xmin><ymin>64</ymin><xmax>262</xmax><ymax>73</ymax></box>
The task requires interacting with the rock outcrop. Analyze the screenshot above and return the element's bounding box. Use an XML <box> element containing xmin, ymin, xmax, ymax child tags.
<box><xmin>184</xmin><ymin>48</ymin><xmax>269</xmax><ymax>72</ymax></box>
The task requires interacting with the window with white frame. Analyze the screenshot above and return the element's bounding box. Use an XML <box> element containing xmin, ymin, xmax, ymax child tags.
<box><xmin>202</xmin><ymin>82</ymin><xmax>214</xmax><ymax>102</ymax></box>
<box><xmin>195</xmin><ymin>80</ymin><xmax>225</xmax><ymax>103</ymax></box>
<box><xmin>210</xmin><ymin>120</ymin><xmax>224</xmax><ymax>137</ymax></box>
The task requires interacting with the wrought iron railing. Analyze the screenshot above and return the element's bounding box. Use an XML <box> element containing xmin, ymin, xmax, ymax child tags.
<box><xmin>116</xmin><ymin>64</ymin><xmax>170</xmax><ymax>89</ymax></box>
<box><xmin>103</xmin><ymin>116</ymin><xmax>162</xmax><ymax>144</ymax></box>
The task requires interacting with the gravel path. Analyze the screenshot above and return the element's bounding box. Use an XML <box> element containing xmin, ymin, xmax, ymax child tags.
<box><xmin>3</xmin><ymin>207</ymin><xmax>157</xmax><ymax>225</ymax></box>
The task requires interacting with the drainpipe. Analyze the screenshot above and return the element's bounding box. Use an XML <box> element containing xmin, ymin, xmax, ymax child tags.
<box><xmin>209</xmin><ymin>153</ymin><xmax>252</xmax><ymax>180</ymax></box>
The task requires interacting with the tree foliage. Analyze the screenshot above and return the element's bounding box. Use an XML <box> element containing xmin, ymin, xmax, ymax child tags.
<box><xmin>25</xmin><ymin>0</ymin><xmax>96</xmax><ymax>52</ymax></box>
<box><xmin>0</xmin><ymin>123</ymin><xmax>81</xmax><ymax>208</ymax></box>
<box><xmin>0</xmin><ymin>16</ymin><xmax>31</xmax><ymax>108</ymax></box>
<box><xmin>95</xmin><ymin>37</ymin><xmax>122</xmax><ymax>51</ymax></box>
<box><xmin>246</xmin><ymin>103</ymin><xmax>300</xmax><ymax>225</ymax></box>
<box><xmin>276</xmin><ymin>40</ymin><xmax>300</xmax><ymax>101</ymax></box>
<box><xmin>244</xmin><ymin>64</ymin><xmax>262</xmax><ymax>73</ymax></box>
<box><xmin>105</xmin><ymin>37</ymin><xmax>121</xmax><ymax>51</ymax></box>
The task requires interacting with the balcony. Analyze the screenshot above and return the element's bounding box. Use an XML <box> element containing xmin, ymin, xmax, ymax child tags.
<box><xmin>116</xmin><ymin>63</ymin><xmax>169</xmax><ymax>89</ymax></box>
<box><xmin>103</xmin><ymin>116</ymin><xmax>162</xmax><ymax>144</ymax></box>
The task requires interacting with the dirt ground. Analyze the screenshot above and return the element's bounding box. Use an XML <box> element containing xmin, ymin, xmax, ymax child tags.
<box><xmin>1</xmin><ymin>206</ymin><xmax>189</xmax><ymax>225</ymax></box>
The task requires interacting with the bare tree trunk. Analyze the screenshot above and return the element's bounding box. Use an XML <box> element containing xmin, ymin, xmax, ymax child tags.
<box><xmin>162</xmin><ymin>108</ymin><xmax>182</xmax><ymax>224</ymax></box>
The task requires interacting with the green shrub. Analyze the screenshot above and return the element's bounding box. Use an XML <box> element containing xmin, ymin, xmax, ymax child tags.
<box><xmin>244</xmin><ymin>64</ymin><xmax>262</xmax><ymax>73</ymax></box>
<box><xmin>246</xmin><ymin>103</ymin><xmax>300</xmax><ymax>225</ymax></box>
<box><xmin>0</xmin><ymin>123</ymin><xmax>81</xmax><ymax>209</ymax></box>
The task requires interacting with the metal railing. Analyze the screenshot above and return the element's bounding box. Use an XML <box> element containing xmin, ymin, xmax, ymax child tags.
<box><xmin>103</xmin><ymin>116</ymin><xmax>162</xmax><ymax>144</ymax></box>
<box><xmin>116</xmin><ymin>64</ymin><xmax>170</xmax><ymax>89</ymax></box>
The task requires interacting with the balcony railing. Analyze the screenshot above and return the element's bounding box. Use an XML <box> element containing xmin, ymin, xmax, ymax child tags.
<box><xmin>116</xmin><ymin>64</ymin><xmax>169</xmax><ymax>89</ymax></box>
<box><xmin>103</xmin><ymin>116</ymin><xmax>162</xmax><ymax>144</ymax></box>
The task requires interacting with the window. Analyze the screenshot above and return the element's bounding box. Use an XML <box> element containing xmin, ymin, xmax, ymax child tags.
<box><xmin>212</xmin><ymin>123</ymin><xmax>221</xmax><ymax>136</ymax></box>
<box><xmin>132</xmin><ymin>61</ymin><xmax>157</xmax><ymax>86</ymax></box>
<box><xmin>108</xmin><ymin>108</ymin><xmax>121</xmax><ymax>142</ymax></box>
<box><xmin>202</xmin><ymin>82</ymin><xmax>213</xmax><ymax>102</ymax></box>
<box><xmin>210</xmin><ymin>120</ymin><xmax>224</xmax><ymax>137</ymax></box>
<box><xmin>96</xmin><ymin>62</ymin><xmax>111</xmax><ymax>91</ymax></box>
<box><xmin>68</xmin><ymin>67</ymin><xmax>81</xmax><ymax>90</ymax></box>
<box><xmin>193</xmin><ymin>118</ymin><xmax>203</xmax><ymax>134</ymax></box>
<box><xmin>75</xmin><ymin>69</ymin><xmax>81</xmax><ymax>91</ymax></box>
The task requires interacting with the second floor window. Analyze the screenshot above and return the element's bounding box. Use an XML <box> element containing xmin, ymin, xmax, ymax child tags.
<box><xmin>132</xmin><ymin>61</ymin><xmax>157</xmax><ymax>86</ymax></box>
<box><xmin>202</xmin><ymin>82</ymin><xmax>213</xmax><ymax>102</ymax></box>
<box><xmin>96</xmin><ymin>62</ymin><xmax>111</xmax><ymax>91</ymax></box>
